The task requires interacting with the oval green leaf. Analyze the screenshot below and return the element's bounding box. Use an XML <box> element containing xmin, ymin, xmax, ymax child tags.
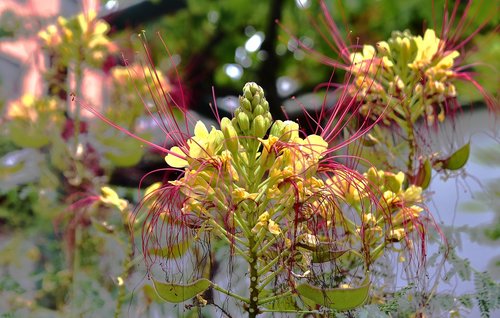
<box><xmin>296</xmin><ymin>276</ymin><xmax>370</xmax><ymax>311</ymax></box>
<box><xmin>312</xmin><ymin>249</ymin><xmax>348</xmax><ymax>263</ymax></box>
<box><xmin>442</xmin><ymin>143</ymin><xmax>470</xmax><ymax>170</ymax></box>
<box><xmin>143</xmin><ymin>284</ymin><xmax>163</xmax><ymax>303</ymax></box>
<box><xmin>152</xmin><ymin>278</ymin><xmax>211</xmax><ymax>303</ymax></box>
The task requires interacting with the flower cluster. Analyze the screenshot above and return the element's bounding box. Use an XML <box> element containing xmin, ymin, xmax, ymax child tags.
<box><xmin>349</xmin><ymin>29</ymin><xmax>460</xmax><ymax>125</ymax></box>
<box><xmin>164</xmin><ymin>83</ymin><xmax>328</xmax><ymax>243</ymax></box>
<box><xmin>145</xmin><ymin>83</ymin><xmax>429</xmax><ymax>315</ymax></box>
<box><xmin>327</xmin><ymin>167</ymin><xmax>424</xmax><ymax>263</ymax></box>
<box><xmin>38</xmin><ymin>10</ymin><xmax>112</xmax><ymax>67</ymax></box>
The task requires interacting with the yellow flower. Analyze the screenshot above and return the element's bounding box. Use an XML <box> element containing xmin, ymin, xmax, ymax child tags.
<box><xmin>387</xmin><ymin>228</ymin><xmax>406</xmax><ymax>242</ymax></box>
<box><xmin>252</xmin><ymin>212</ymin><xmax>270</xmax><ymax>234</ymax></box>
<box><xmin>165</xmin><ymin>121</ymin><xmax>225</xmax><ymax>168</ymax></box>
<box><xmin>100</xmin><ymin>187</ymin><xmax>128</xmax><ymax>212</ymax></box>
<box><xmin>401</xmin><ymin>185</ymin><xmax>423</xmax><ymax>203</ymax></box>
<box><xmin>267</xmin><ymin>219</ymin><xmax>282</xmax><ymax>235</ymax></box>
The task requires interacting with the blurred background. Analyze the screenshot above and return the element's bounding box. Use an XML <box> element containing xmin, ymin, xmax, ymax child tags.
<box><xmin>0</xmin><ymin>0</ymin><xmax>498</xmax><ymax>317</ymax></box>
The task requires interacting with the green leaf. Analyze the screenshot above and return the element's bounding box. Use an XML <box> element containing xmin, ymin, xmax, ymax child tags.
<box><xmin>143</xmin><ymin>284</ymin><xmax>163</xmax><ymax>303</ymax></box>
<box><xmin>148</xmin><ymin>239</ymin><xmax>191</xmax><ymax>259</ymax></box>
<box><xmin>296</xmin><ymin>276</ymin><xmax>370</xmax><ymax>311</ymax></box>
<box><xmin>152</xmin><ymin>278</ymin><xmax>211</xmax><ymax>303</ymax></box>
<box><xmin>312</xmin><ymin>249</ymin><xmax>348</xmax><ymax>263</ymax></box>
<box><xmin>442</xmin><ymin>143</ymin><xmax>470</xmax><ymax>170</ymax></box>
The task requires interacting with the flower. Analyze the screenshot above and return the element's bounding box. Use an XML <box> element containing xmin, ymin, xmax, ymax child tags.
<box><xmin>38</xmin><ymin>10</ymin><xmax>113</xmax><ymax>67</ymax></box>
<box><xmin>291</xmin><ymin>0</ymin><xmax>498</xmax><ymax>125</ymax></box>
<box><xmin>348</xmin><ymin>29</ymin><xmax>462</xmax><ymax>125</ymax></box>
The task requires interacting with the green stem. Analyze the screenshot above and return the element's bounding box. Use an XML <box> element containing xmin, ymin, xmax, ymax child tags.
<box><xmin>258</xmin><ymin>250</ymin><xmax>289</xmax><ymax>277</ymax></box>
<box><xmin>212</xmin><ymin>283</ymin><xmax>250</xmax><ymax>304</ymax></box>
<box><xmin>248</xmin><ymin>235</ymin><xmax>260</xmax><ymax>318</ymax></box>
<box><xmin>208</xmin><ymin>218</ymin><xmax>249</xmax><ymax>248</ymax></box>
<box><xmin>404</xmin><ymin>106</ymin><xmax>417</xmax><ymax>175</ymax></box>
<box><xmin>234</xmin><ymin>208</ymin><xmax>252</xmax><ymax>238</ymax></box>
<box><xmin>255</xmin><ymin>234</ymin><xmax>279</xmax><ymax>256</ymax></box>
<box><xmin>257</xmin><ymin>263</ymin><xmax>286</xmax><ymax>291</ymax></box>
<box><xmin>258</xmin><ymin>290</ymin><xmax>292</xmax><ymax>305</ymax></box>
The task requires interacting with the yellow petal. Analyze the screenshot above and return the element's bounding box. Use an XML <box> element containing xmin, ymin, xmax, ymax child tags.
<box><xmin>301</xmin><ymin>134</ymin><xmax>328</xmax><ymax>157</ymax></box>
<box><xmin>165</xmin><ymin>146</ymin><xmax>188</xmax><ymax>168</ymax></box>
<box><xmin>268</xmin><ymin>220</ymin><xmax>281</xmax><ymax>235</ymax></box>
<box><xmin>194</xmin><ymin>121</ymin><xmax>209</xmax><ymax>138</ymax></box>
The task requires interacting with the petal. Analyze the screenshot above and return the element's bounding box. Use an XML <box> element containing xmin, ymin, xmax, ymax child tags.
<box><xmin>193</xmin><ymin>121</ymin><xmax>209</xmax><ymax>138</ymax></box>
<box><xmin>268</xmin><ymin>220</ymin><xmax>282</xmax><ymax>235</ymax></box>
<box><xmin>165</xmin><ymin>146</ymin><xmax>188</xmax><ymax>168</ymax></box>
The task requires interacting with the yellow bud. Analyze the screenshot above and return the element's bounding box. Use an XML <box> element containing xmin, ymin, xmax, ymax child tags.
<box><xmin>376</xmin><ymin>41</ymin><xmax>390</xmax><ymax>54</ymax></box>
<box><xmin>251</xmin><ymin>95</ymin><xmax>261</xmax><ymax>107</ymax></box>
<box><xmin>240</xmin><ymin>97</ymin><xmax>252</xmax><ymax>112</ymax></box>
<box><xmin>281</xmin><ymin>120</ymin><xmax>299</xmax><ymax>141</ymax></box>
<box><xmin>237</xmin><ymin>112</ymin><xmax>250</xmax><ymax>132</ymax></box>
<box><xmin>269</xmin><ymin>120</ymin><xmax>284</xmax><ymax>137</ymax></box>
<box><xmin>362</xmin><ymin>213</ymin><xmax>377</xmax><ymax>226</ymax></box>
<box><xmin>253</xmin><ymin>104</ymin><xmax>265</xmax><ymax>117</ymax></box>
<box><xmin>220</xmin><ymin>117</ymin><xmax>239</xmax><ymax>154</ymax></box>
<box><xmin>252</xmin><ymin>114</ymin><xmax>268</xmax><ymax>138</ymax></box>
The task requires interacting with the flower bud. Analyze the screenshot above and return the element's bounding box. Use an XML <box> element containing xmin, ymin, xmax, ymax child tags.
<box><xmin>252</xmin><ymin>115</ymin><xmax>268</xmax><ymax>138</ymax></box>
<box><xmin>262</xmin><ymin>99</ymin><xmax>269</xmax><ymax>111</ymax></box>
<box><xmin>236</xmin><ymin>112</ymin><xmax>250</xmax><ymax>132</ymax></box>
<box><xmin>249</xmin><ymin>82</ymin><xmax>260</xmax><ymax>94</ymax></box>
<box><xmin>221</xmin><ymin>117</ymin><xmax>239</xmax><ymax>154</ymax></box>
<box><xmin>240</xmin><ymin>97</ymin><xmax>252</xmax><ymax>112</ymax></box>
<box><xmin>269</xmin><ymin>120</ymin><xmax>284</xmax><ymax>137</ymax></box>
<box><xmin>243</xmin><ymin>87</ymin><xmax>253</xmax><ymax>100</ymax></box>
<box><xmin>253</xmin><ymin>104</ymin><xmax>265</xmax><ymax>117</ymax></box>
<box><xmin>281</xmin><ymin>120</ymin><xmax>299</xmax><ymax>142</ymax></box>
<box><xmin>251</xmin><ymin>95</ymin><xmax>261</xmax><ymax>108</ymax></box>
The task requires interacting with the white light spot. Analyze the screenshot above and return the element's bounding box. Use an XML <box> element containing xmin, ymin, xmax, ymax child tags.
<box><xmin>76</xmin><ymin>143</ymin><xmax>84</xmax><ymax>157</ymax></box>
<box><xmin>300</xmin><ymin>36</ymin><xmax>314</xmax><ymax>49</ymax></box>
<box><xmin>295</xmin><ymin>0</ymin><xmax>311</xmax><ymax>9</ymax></box>
<box><xmin>218</xmin><ymin>96</ymin><xmax>239</xmax><ymax>112</ymax></box>
<box><xmin>105</xmin><ymin>0</ymin><xmax>118</xmax><ymax>11</ymax></box>
<box><xmin>277</xmin><ymin>76</ymin><xmax>299</xmax><ymax>97</ymax></box>
<box><xmin>245</xmin><ymin>32</ymin><xmax>265</xmax><ymax>53</ymax></box>
<box><xmin>235</xmin><ymin>47</ymin><xmax>252</xmax><ymax>68</ymax></box>
<box><xmin>224</xmin><ymin>64</ymin><xmax>243</xmax><ymax>80</ymax></box>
